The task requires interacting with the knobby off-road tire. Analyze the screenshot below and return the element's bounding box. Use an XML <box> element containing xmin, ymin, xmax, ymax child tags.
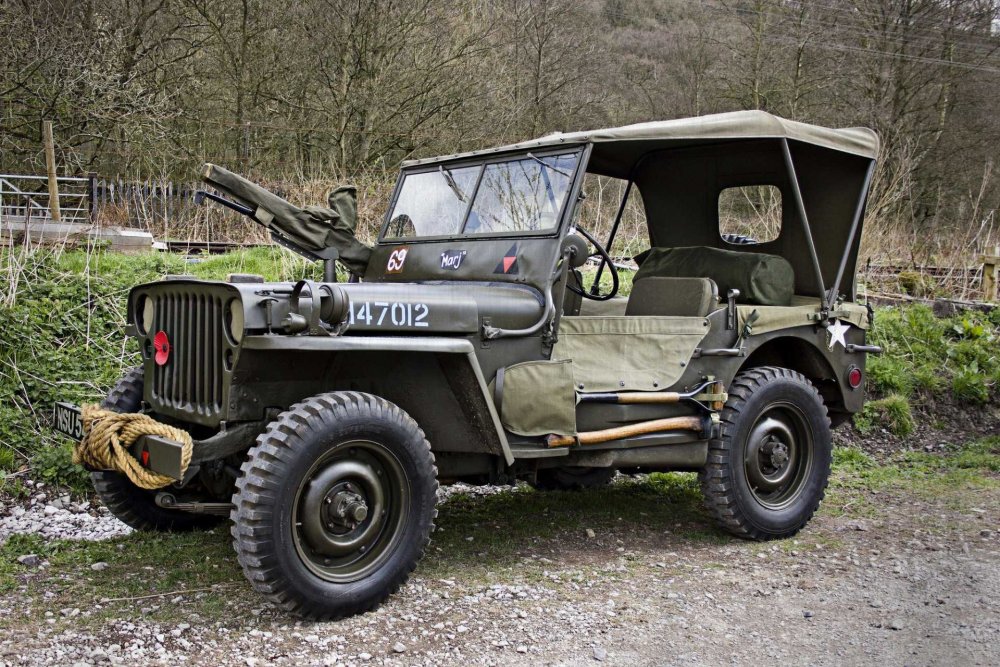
<box><xmin>91</xmin><ymin>367</ymin><xmax>222</xmax><ymax>532</ymax></box>
<box><xmin>533</xmin><ymin>466</ymin><xmax>616</xmax><ymax>491</ymax></box>
<box><xmin>231</xmin><ymin>392</ymin><xmax>438</xmax><ymax>620</ymax></box>
<box><xmin>700</xmin><ymin>366</ymin><xmax>832</xmax><ymax>540</ymax></box>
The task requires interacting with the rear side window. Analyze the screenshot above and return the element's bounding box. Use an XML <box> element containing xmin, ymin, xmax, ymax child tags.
<box><xmin>718</xmin><ymin>185</ymin><xmax>782</xmax><ymax>244</ymax></box>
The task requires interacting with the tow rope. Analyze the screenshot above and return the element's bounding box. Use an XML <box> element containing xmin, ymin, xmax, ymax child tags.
<box><xmin>73</xmin><ymin>405</ymin><xmax>193</xmax><ymax>490</ymax></box>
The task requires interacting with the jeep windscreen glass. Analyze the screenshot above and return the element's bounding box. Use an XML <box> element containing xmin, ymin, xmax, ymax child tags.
<box><xmin>464</xmin><ymin>152</ymin><xmax>580</xmax><ymax>235</ymax></box>
<box><xmin>384</xmin><ymin>165</ymin><xmax>481</xmax><ymax>238</ymax></box>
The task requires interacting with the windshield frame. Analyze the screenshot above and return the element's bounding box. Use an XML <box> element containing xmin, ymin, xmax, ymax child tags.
<box><xmin>379</xmin><ymin>144</ymin><xmax>590</xmax><ymax>245</ymax></box>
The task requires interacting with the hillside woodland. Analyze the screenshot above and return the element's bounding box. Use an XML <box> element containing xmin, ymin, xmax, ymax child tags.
<box><xmin>3</xmin><ymin>0</ymin><xmax>1000</xmax><ymax>262</ymax></box>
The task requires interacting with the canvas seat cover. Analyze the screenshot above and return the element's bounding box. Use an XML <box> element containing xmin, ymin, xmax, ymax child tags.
<box><xmin>626</xmin><ymin>277</ymin><xmax>719</xmax><ymax>317</ymax></box>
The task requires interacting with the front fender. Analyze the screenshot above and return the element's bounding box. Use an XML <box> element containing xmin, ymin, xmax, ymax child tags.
<box><xmin>237</xmin><ymin>335</ymin><xmax>514</xmax><ymax>465</ymax></box>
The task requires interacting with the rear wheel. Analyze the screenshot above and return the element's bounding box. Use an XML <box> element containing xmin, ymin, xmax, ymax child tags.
<box><xmin>532</xmin><ymin>466</ymin><xmax>616</xmax><ymax>491</ymax></box>
<box><xmin>91</xmin><ymin>367</ymin><xmax>223</xmax><ymax>532</ymax></box>
<box><xmin>700</xmin><ymin>366</ymin><xmax>831</xmax><ymax>540</ymax></box>
<box><xmin>231</xmin><ymin>392</ymin><xmax>438</xmax><ymax>619</ymax></box>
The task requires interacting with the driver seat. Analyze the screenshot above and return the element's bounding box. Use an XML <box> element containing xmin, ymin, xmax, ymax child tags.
<box><xmin>625</xmin><ymin>277</ymin><xmax>719</xmax><ymax>317</ymax></box>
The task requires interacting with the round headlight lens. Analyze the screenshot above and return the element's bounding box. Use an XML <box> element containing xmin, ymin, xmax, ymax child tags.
<box><xmin>140</xmin><ymin>296</ymin><xmax>154</xmax><ymax>334</ymax></box>
<box><xmin>227</xmin><ymin>300</ymin><xmax>244</xmax><ymax>343</ymax></box>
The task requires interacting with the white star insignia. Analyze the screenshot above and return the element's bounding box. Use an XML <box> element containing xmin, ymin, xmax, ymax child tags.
<box><xmin>827</xmin><ymin>319</ymin><xmax>850</xmax><ymax>349</ymax></box>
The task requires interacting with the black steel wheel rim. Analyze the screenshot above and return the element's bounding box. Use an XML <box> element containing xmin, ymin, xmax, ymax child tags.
<box><xmin>743</xmin><ymin>402</ymin><xmax>813</xmax><ymax>510</ymax></box>
<box><xmin>292</xmin><ymin>440</ymin><xmax>408</xmax><ymax>583</ymax></box>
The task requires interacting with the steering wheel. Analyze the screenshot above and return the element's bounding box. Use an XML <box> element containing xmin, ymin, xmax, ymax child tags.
<box><xmin>566</xmin><ymin>226</ymin><xmax>620</xmax><ymax>301</ymax></box>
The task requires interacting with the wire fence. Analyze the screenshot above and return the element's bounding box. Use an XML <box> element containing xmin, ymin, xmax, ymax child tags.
<box><xmin>1</xmin><ymin>172</ymin><xmax>996</xmax><ymax>302</ymax></box>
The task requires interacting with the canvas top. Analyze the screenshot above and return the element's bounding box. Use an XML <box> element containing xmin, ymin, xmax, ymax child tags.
<box><xmin>402</xmin><ymin>110</ymin><xmax>879</xmax><ymax>174</ymax></box>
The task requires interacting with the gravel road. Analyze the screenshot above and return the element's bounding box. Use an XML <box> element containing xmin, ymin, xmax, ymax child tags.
<box><xmin>1</xmin><ymin>475</ymin><xmax>997</xmax><ymax>667</ymax></box>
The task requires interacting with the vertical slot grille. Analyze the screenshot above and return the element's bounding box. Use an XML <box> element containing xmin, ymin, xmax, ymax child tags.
<box><xmin>149</xmin><ymin>289</ymin><xmax>226</xmax><ymax>419</ymax></box>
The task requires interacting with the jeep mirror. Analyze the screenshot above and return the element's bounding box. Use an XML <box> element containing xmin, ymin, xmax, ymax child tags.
<box><xmin>561</xmin><ymin>233</ymin><xmax>590</xmax><ymax>268</ymax></box>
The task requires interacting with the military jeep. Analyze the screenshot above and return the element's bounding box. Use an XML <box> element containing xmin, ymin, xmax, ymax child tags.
<box><xmin>61</xmin><ymin>110</ymin><xmax>881</xmax><ymax>619</ymax></box>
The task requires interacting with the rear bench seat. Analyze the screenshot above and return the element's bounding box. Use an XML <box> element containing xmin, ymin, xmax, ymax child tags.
<box><xmin>625</xmin><ymin>245</ymin><xmax>795</xmax><ymax>316</ymax></box>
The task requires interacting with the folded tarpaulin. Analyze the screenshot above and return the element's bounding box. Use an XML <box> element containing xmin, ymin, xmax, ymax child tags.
<box><xmin>201</xmin><ymin>163</ymin><xmax>372</xmax><ymax>275</ymax></box>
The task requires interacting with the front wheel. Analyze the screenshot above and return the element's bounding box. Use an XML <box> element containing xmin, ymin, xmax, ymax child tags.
<box><xmin>230</xmin><ymin>392</ymin><xmax>438</xmax><ymax>619</ymax></box>
<box><xmin>700</xmin><ymin>366</ymin><xmax>831</xmax><ymax>540</ymax></box>
<box><xmin>92</xmin><ymin>367</ymin><xmax>223</xmax><ymax>532</ymax></box>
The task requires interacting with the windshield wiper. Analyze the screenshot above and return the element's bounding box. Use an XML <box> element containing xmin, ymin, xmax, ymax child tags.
<box><xmin>526</xmin><ymin>152</ymin><xmax>572</xmax><ymax>178</ymax></box>
<box><xmin>439</xmin><ymin>165</ymin><xmax>467</xmax><ymax>202</ymax></box>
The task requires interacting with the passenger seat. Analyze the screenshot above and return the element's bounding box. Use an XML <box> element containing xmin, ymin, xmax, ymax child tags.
<box><xmin>625</xmin><ymin>277</ymin><xmax>719</xmax><ymax>317</ymax></box>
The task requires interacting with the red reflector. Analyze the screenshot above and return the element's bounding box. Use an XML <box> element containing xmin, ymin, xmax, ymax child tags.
<box><xmin>848</xmin><ymin>367</ymin><xmax>863</xmax><ymax>389</ymax></box>
<box><xmin>141</xmin><ymin>450</ymin><xmax>150</xmax><ymax>467</ymax></box>
<box><xmin>153</xmin><ymin>330</ymin><xmax>171</xmax><ymax>366</ymax></box>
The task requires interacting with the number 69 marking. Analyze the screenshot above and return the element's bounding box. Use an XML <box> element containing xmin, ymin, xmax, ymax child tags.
<box><xmin>386</xmin><ymin>247</ymin><xmax>408</xmax><ymax>274</ymax></box>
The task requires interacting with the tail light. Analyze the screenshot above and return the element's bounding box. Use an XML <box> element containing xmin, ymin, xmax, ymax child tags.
<box><xmin>847</xmin><ymin>366</ymin><xmax>863</xmax><ymax>389</ymax></box>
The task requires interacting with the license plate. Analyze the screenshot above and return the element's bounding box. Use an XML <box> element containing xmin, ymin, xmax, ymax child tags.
<box><xmin>53</xmin><ymin>402</ymin><xmax>84</xmax><ymax>441</ymax></box>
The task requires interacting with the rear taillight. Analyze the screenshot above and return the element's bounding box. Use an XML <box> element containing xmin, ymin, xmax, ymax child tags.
<box><xmin>847</xmin><ymin>366</ymin><xmax>863</xmax><ymax>389</ymax></box>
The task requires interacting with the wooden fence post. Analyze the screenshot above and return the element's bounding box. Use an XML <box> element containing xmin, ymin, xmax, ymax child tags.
<box><xmin>88</xmin><ymin>172</ymin><xmax>98</xmax><ymax>224</ymax></box>
<box><xmin>42</xmin><ymin>120</ymin><xmax>61</xmax><ymax>222</ymax></box>
<box><xmin>982</xmin><ymin>245</ymin><xmax>999</xmax><ymax>303</ymax></box>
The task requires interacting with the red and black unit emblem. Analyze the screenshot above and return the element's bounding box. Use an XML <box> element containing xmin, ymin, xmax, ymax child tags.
<box><xmin>494</xmin><ymin>243</ymin><xmax>519</xmax><ymax>275</ymax></box>
<box><xmin>153</xmin><ymin>330</ymin><xmax>171</xmax><ymax>366</ymax></box>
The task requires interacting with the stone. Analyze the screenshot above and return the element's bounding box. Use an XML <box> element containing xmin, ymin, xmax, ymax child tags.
<box><xmin>593</xmin><ymin>647</ymin><xmax>607</xmax><ymax>661</ymax></box>
<box><xmin>888</xmin><ymin>619</ymin><xmax>904</xmax><ymax>631</ymax></box>
<box><xmin>392</xmin><ymin>642</ymin><xmax>407</xmax><ymax>653</ymax></box>
<box><xmin>91</xmin><ymin>562</ymin><xmax>110</xmax><ymax>571</ymax></box>
<box><xmin>585</xmin><ymin>528</ymin><xmax>596</xmax><ymax>539</ymax></box>
<box><xmin>17</xmin><ymin>554</ymin><xmax>40</xmax><ymax>567</ymax></box>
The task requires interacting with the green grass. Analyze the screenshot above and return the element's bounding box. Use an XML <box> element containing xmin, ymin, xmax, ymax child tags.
<box><xmin>866</xmin><ymin>305</ymin><xmax>999</xmax><ymax>401</ymax></box>
<box><xmin>0</xmin><ymin>528</ymin><xmax>239</xmax><ymax>627</ymax></box>
<box><xmin>831</xmin><ymin>436</ymin><xmax>1000</xmax><ymax>493</ymax></box>
<box><xmin>577</xmin><ymin>265</ymin><xmax>636</xmax><ymax>297</ymax></box>
<box><xmin>853</xmin><ymin>394</ymin><xmax>915</xmax><ymax>437</ymax></box>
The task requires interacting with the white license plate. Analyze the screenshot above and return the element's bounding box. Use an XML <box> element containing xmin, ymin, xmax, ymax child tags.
<box><xmin>53</xmin><ymin>402</ymin><xmax>84</xmax><ymax>441</ymax></box>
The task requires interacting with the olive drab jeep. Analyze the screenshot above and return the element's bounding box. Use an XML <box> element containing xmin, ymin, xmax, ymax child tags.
<box><xmin>57</xmin><ymin>110</ymin><xmax>882</xmax><ymax>619</ymax></box>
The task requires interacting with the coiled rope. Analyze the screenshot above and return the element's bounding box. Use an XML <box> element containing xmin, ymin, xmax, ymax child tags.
<box><xmin>73</xmin><ymin>405</ymin><xmax>193</xmax><ymax>490</ymax></box>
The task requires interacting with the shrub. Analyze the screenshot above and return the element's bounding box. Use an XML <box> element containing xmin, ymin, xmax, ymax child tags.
<box><xmin>854</xmin><ymin>394</ymin><xmax>915</xmax><ymax>438</ymax></box>
<box><xmin>952</xmin><ymin>366</ymin><xmax>991</xmax><ymax>404</ymax></box>
<box><xmin>0</xmin><ymin>246</ymin><xmax>314</xmax><ymax>478</ymax></box>
<box><xmin>866</xmin><ymin>304</ymin><xmax>997</xmax><ymax>403</ymax></box>
<box><xmin>866</xmin><ymin>355</ymin><xmax>914</xmax><ymax>396</ymax></box>
<box><xmin>897</xmin><ymin>271</ymin><xmax>936</xmax><ymax>297</ymax></box>
<box><xmin>31</xmin><ymin>443</ymin><xmax>91</xmax><ymax>493</ymax></box>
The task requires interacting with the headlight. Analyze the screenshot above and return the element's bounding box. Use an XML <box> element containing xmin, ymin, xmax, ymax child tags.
<box><xmin>226</xmin><ymin>300</ymin><xmax>244</xmax><ymax>343</ymax></box>
<box><xmin>139</xmin><ymin>296</ymin><xmax>154</xmax><ymax>334</ymax></box>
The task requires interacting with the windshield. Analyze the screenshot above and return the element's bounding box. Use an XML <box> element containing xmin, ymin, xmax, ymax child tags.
<box><xmin>383</xmin><ymin>151</ymin><xmax>580</xmax><ymax>239</ymax></box>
